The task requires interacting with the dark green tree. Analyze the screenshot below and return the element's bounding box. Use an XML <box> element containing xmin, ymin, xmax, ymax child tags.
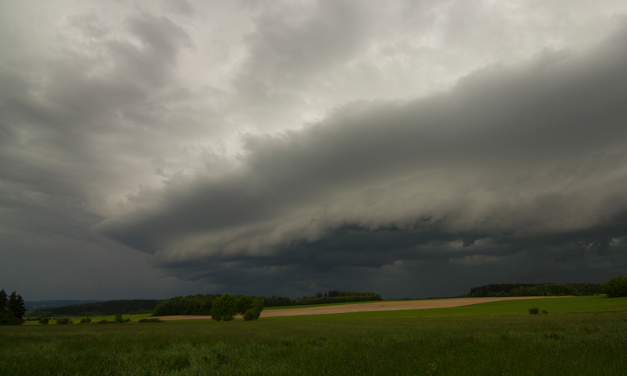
<box><xmin>244</xmin><ymin>298</ymin><xmax>264</xmax><ymax>321</ymax></box>
<box><xmin>14</xmin><ymin>294</ymin><xmax>26</xmax><ymax>319</ymax></box>
<box><xmin>211</xmin><ymin>294</ymin><xmax>237</xmax><ymax>321</ymax></box>
<box><xmin>603</xmin><ymin>276</ymin><xmax>627</xmax><ymax>297</ymax></box>
<box><xmin>1</xmin><ymin>290</ymin><xmax>24</xmax><ymax>325</ymax></box>
<box><xmin>7</xmin><ymin>292</ymin><xmax>17</xmax><ymax>313</ymax></box>
<box><xmin>252</xmin><ymin>297</ymin><xmax>264</xmax><ymax>319</ymax></box>
<box><xmin>7</xmin><ymin>292</ymin><xmax>27</xmax><ymax>319</ymax></box>
<box><xmin>236</xmin><ymin>295</ymin><xmax>254</xmax><ymax>315</ymax></box>
<box><xmin>0</xmin><ymin>289</ymin><xmax>7</xmax><ymax>311</ymax></box>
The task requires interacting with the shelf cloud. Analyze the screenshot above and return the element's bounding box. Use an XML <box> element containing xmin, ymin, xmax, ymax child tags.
<box><xmin>99</xmin><ymin>23</ymin><xmax>627</xmax><ymax>294</ymax></box>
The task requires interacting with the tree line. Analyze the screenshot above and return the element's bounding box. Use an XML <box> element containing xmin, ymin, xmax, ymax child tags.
<box><xmin>468</xmin><ymin>282</ymin><xmax>606</xmax><ymax>297</ymax></box>
<box><xmin>151</xmin><ymin>293</ymin><xmax>263</xmax><ymax>321</ymax></box>
<box><xmin>28</xmin><ymin>299</ymin><xmax>164</xmax><ymax>317</ymax></box>
<box><xmin>151</xmin><ymin>294</ymin><xmax>219</xmax><ymax>316</ymax></box>
<box><xmin>290</xmin><ymin>291</ymin><xmax>382</xmax><ymax>306</ymax></box>
<box><xmin>263</xmin><ymin>291</ymin><xmax>381</xmax><ymax>307</ymax></box>
<box><xmin>151</xmin><ymin>290</ymin><xmax>382</xmax><ymax>316</ymax></box>
<box><xmin>0</xmin><ymin>289</ymin><xmax>26</xmax><ymax>325</ymax></box>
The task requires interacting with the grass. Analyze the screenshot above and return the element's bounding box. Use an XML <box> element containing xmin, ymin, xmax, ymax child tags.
<box><xmin>2</xmin><ymin>296</ymin><xmax>626</xmax><ymax>375</ymax></box>
<box><xmin>267</xmin><ymin>295</ymin><xmax>627</xmax><ymax>321</ymax></box>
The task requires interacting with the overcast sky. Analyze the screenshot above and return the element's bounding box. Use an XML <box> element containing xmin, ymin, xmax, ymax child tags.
<box><xmin>2</xmin><ymin>0</ymin><xmax>627</xmax><ymax>301</ymax></box>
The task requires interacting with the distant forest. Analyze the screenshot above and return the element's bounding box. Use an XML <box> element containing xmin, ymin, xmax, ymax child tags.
<box><xmin>28</xmin><ymin>299</ymin><xmax>164</xmax><ymax>317</ymax></box>
<box><xmin>151</xmin><ymin>295</ymin><xmax>218</xmax><ymax>316</ymax></box>
<box><xmin>152</xmin><ymin>291</ymin><xmax>382</xmax><ymax>316</ymax></box>
<box><xmin>467</xmin><ymin>283</ymin><xmax>604</xmax><ymax>297</ymax></box>
<box><xmin>24</xmin><ymin>300</ymin><xmax>100</xmax><ymax>312</ymax></box>
<box><xmin>283</xmin><ymin>291</ymin><xmax>382</xmax><ymax>306</ymax></box>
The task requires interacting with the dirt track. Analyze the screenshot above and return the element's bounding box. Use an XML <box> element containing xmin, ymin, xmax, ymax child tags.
<box><xmin>152</xmin><ymin>296</ymin><xmax>560</xmax><ymax>321</ymax></box>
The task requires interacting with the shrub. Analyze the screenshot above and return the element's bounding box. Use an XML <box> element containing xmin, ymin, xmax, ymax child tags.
<box><xmin>542</xmin><ymin>310</ymin><xmax>549</xmax><ymax>314</ymax></box>
<box><xmin>56</xmin><ymin>317</ymin><xmax>73</xmax><ymax>325</ymax></box>
<box><xmin>138</xmin><ymin>318</ymin><xmax>162</xmax><ymax>323</ymax></box>
<box><xmin>0</xmin><ymin>311</ymin><xmax>24</xmax><ymax>325</ymax></box>
<box><xmin>94</xmin><ymin>319</ymin><xmax>108</xmax><ymax>324</ymax></box>
<box><xmin>528</xmin><ymin>307</ymin><xmax>539</xmax><ymax>315</ymax></box>
<box><xmin>211</xmin><ymin>294</ymin><xmax>238</xmax><ymax>321</ymax></box>
<box><xmin>114</xmin><ymin>314</ymin><xmax>123</xmax><ymax>323</ymax></box>
<box><xmin>38</xmin><ymin>317</ymin><xmax>50</xmax><ymax>325</ymax></box>
<box><xmin>603</xmin><ymin>276</ymin><xmax>627</xmax><ymax>297</ymax></box>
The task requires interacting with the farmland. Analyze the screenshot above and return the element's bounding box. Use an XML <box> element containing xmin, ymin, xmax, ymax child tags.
<box><xmin>2</xmin><ymin>296</ymin><xmax>627</xmax><ymax>375</ymax></box>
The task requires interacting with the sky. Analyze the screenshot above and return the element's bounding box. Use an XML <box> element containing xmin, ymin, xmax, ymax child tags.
<box><xmin>2</xmin><ymin>0</ymin><xmax>627</xmax><ymax>301</ymax></box>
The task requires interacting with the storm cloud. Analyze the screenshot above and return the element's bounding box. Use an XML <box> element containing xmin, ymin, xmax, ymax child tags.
<box><xmin>2</xmin><ymin>0</ymin><xmax>627</xmax><ymax>299</ymax></box>
<box><xmin>99</xmin><ymin>21</ymin><xmax>627</xmax><ymax>293</ymax></box>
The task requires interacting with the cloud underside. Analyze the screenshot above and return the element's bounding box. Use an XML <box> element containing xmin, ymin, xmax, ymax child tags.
<box><xmin>97</xmin><ymin>23</ymin><xmax>627</xmax><ymax>289</ymax></box>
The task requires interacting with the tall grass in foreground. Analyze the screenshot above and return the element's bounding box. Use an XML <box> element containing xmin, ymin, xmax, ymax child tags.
<box><xmin>2</xmin><ymin>310</ymin><xmax>627</xmax><ymax>375</ymax></box>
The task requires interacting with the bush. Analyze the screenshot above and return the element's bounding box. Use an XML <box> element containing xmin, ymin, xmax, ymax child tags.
<box><xmin>56</xmin><ymin>317</ymin><xmax>73</xmax><ymax>325</ymax></box>
<box><xmin>114</xmin><ymin>314</ymin><xmax>123</xmax><ymax>323</ymax></box>
<box><xmin>603</xmin><ymin>276</ymin><xmax>627</xmax><ymax>297</ymax></box>
<box><xmin>528</xmin><ymin>307</ymin><xmax>539</xmax><ymax>315</ymax></box>
<box><xmin>542</xmin><ymin>310</ymin><xmax>549</xmax><ymax>314</ymax></box>
<box><xmin>211</xmin><ymin>294</ymin><xmax>238</xmax><ymax>321</ymax></box>
<box><xmin>94</xmin><ymin>319</ymin><xmax>108</xmax><ymax>324</ymax></box>
<box><xmin>0</xmin><ymin>311</ymin><xmax>24</xmax><ymax>325</ymax></box>
<box><xmin>38</xmin><ymin>317</ymin><xmax>50</xmax><ymax>325</ymax></box>
<box><xmin>138</xmin><ymin>318</ymin><xmax>163</xmax><ymax>323</ymax></box>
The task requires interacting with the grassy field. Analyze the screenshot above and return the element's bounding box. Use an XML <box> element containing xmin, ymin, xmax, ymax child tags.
<box><xmin>266</xmin><ymin>295</ymin><xmax>627</xmax><ymax>320</ymax></box>
<box><xmin>2</xmin><ymin>296</ymin><xmax>626</xmax><ymax>375</ymax></box>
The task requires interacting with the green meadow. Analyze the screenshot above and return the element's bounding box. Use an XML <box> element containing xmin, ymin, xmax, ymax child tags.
<box><xmin>267</xmin><ymin>295</ymin><xmax>627</xmax><ymax>320</ymax></box>
<box><xmin>2</xmin><ymin>296</ymin><xmax>627</xmax><ymax>375</ymax></box>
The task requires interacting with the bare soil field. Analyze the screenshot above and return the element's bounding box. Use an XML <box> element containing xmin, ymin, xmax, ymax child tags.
<box><xmin>152</xmin><ymin>296</ymin><xmax>561</xmax><ymax>321</ymax></box>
